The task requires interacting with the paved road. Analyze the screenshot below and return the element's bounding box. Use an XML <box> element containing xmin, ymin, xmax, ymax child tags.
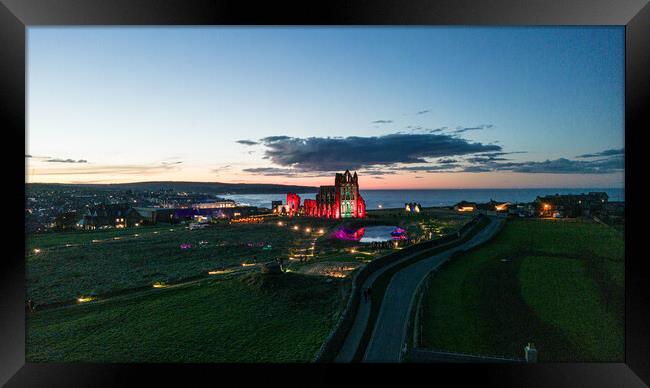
<box><xmin>363</xmin><ymin>217</ymin><xmax>504</xmax><ymax>362</ymax></box>
<box><xmin>334</xmin><ymin>250</ymin><xmax>407</xmax><ymax>362</ymax></box>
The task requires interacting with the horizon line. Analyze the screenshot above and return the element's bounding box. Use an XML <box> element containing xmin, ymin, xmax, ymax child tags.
<box><xmin>24</xmin><ymin>180</ymin><xmax>625</xmax><ymax>191</ymax></box>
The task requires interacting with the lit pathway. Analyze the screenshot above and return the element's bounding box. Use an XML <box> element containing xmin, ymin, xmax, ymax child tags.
<box><xmin>334</xmin><ymin>219</ymin><xmax>497</xmax><ymax>362</ymax></box>
<box><xmin>363</xmin><ymin>217</ymin><xmax>504</xmax><ymax>362</ymax></box>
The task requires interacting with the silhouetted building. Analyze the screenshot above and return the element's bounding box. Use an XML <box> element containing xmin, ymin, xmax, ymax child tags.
<box><xmin>535</xmin><ymin>192</ymin><xmax>608</xmax><ymax>217</ymax></box>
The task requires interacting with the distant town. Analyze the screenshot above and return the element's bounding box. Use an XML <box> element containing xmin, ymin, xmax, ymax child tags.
<box><xmin>26</xmin><ymin>176</ymin><xmax>624</xmax><ymax>234</ymax></box>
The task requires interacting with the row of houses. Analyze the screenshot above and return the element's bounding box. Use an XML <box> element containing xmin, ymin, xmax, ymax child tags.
<box><xmin>66</xmin><ymin>204</ymin><xmax>260</xmax><ymax>230</ymax></box>
<box><xmin>451</xmin><ymin>192</ymin><xmax>609</xmax><ymax>218</ymax></box>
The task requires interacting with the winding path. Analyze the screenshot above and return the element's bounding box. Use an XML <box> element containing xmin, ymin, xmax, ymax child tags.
<box><xmin>364</xmin><ymin>216</ymin><xmax>504</xmax><ymax>362</ymax></box>
<box><xmin>334</xmin><ymin>216</ymin><xmax>504</xmax><ymax>362</ymax></box>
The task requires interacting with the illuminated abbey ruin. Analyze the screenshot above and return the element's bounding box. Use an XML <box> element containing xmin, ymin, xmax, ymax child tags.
<box><xmin>285</xmin><ymin>170</ymin><xmax>366</xmax><ymax>219</ymax></box>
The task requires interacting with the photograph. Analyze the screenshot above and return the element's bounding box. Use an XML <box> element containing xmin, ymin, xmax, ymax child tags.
<box><xmin>24</xmin><ymin>26</ymin><xmax>625</xmax><ymax>364</ymax></box>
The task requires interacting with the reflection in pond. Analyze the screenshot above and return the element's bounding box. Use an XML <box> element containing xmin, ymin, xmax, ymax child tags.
<box><xmin>333</xmin><ymin>225</ymin><xmax>407</xmax><ymax>243</ymax></box>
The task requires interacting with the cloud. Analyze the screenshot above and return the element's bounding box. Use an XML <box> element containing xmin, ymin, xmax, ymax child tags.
<box><xmin>462</xmin><ymin>165</ymin><xmax>492</xmax><ymax>173</ymax></box>
<box><xmin>576</xmin><ymin>148</ymin><xmax>624</xmax><ymax>158</ymax></box>
<box><xmin>33</xmin><ymin>162</ymin><xmax>182</xmax><ymax>176</ymax></box>
<box><xmin>261</xmin><ymin>135</ymin><xmax>292</xmax><ymax>143</ymax></box>
<box><xmin>162</xmin><ymin>161</ymin><xmax>183</xmax><ymax>165</ymax></box>
<box><xmin>371</xmin><ymin>120</ymin><xmax>393</xmax><ymax>124</ymax></box>
<box><xmin>398</xmin><ymin>164</ymin><xmax>463</xmax><ymax>173</ymax></box>
<box><xmin>258</xmin><ymin>133</ymin><xmax>501</xmax><ymax>172</ymax></box>
<box><xmin>462</xmin><ymin>155</ymin><xmax>624</xmax><ymax>174</ymax></box>
<box><xmin>213</xmin><ymin>165</ymin><xmax>232</xmax><ymax>172</ymax></box>
<box><xmin>242</xmin><ymin>167</ymin><xmax>331</xmax><ymax>178</ymax></box>
<box><xmin>45</xmin><ymin>158</ymin><xmax>88</xmax><ymax>163</ymax></box>
<box><xmin>453</xmin><ymin>124</ymin><xmax>493</xmax><ymax>134</ymax></box>
<box><xmin>237</xmin><ymin>140</ymin><xmax>259</xmax><ymax>146</ymax></box>
<box><xmin>416</xmin><ymin>110</ymin><xmax>430</xmax><ymax>115</ymax></box>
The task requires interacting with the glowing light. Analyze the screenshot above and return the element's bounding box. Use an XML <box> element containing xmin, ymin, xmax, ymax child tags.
<box><xmin>153</xmin><ymin>282</ymin><xmax>167</xmax><ymax>288</ymax></box>
<box><xmin>77</xmin><ymin>296</ymin><xmax>95</xmax><ymax>303</ymax></box>
<box><xmin>113</xmin><ymin>237</ymin><xmax>121</xmax><ymax>240</ymax></box>
<box><xmin>318</xmin><ymin>229</ymin><xmax>325</xmax><ymax>234</ymax></box>
<box><xmin>134</xmin><ymin>234</ymin><xmax>139</xmax><ymax>237</ymax></box>
<box><xmin>241</xmin><ymin>263</ymin><xmax>256</xmax><ymax>267</ymax></box>
<box><xmin>458</xmin><ymin>206</ymin><xmax>475</xmax><ymax>212</ymax></box>
<box><xmin>92</xmin><ymin>239</ymin><xmax>100</xmax><ymax>243</ymax></box>
<box><xmin>208</xmin><ymin>270</ymin><xmax>229</xmax><ymax>275</ymax></box>
<box><xmin>277</xmin><ymin>221</ymin><xmax>283</xmax><ymax>226</ymax></box>
<box><xmin>305</xmin><ymin>228</ymin><xmax>311</xmax><ymax>233</ymax></box>
<box><xmin>65</xmin><ymin>244</ymin><xmax>72</xmax><ymax>247</ymax></box>
<box><xmin>293</xmin><ymin>226</ymin><xmax>299</xmax><ymax>231</ymax></box>
<box><xmin>378</xmin><ymin>204</ymin><xmax>383</xmax><ymax>208</ymax></box>
<box><xmin>543</xmin><ymin>204</ymin><xmax>550</xmax><ymax>210</ymax></box>
<box><xmin>153</xmin><ymin>231</ymin><xmax>159</xmax><ymax>234</ymax></box>
<box><xmin>33</xmin><ymin>248</ymin><xmax>41</xmax><ymax>254</ymax></box>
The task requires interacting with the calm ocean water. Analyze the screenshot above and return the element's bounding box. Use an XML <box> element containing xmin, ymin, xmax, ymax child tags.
<box><xmin>223</xmin><ymin>188</ymin><xmax>625</xmax><ymax>210</ymax></box>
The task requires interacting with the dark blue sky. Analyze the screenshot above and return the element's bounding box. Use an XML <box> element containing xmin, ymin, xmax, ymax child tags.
<box><xmin>27</xmin><ymin>27</ymin><xmax>624</xmax><ymax>188</ymax></box>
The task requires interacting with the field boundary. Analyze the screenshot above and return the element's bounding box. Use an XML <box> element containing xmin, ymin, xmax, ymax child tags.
<box><xmin>313</xmin><ymin>214</ymin><xmax>485</xmax><ymax>362</ymax></box>
<box><xmin>355</xmin><ymin>215</ymin><xmax>493</xmax><ymax>361</ymax></box>
<box><xmin>402</xmin><ymin>218</ymin><xmax>507</xmax><ymax>361</ymax></box>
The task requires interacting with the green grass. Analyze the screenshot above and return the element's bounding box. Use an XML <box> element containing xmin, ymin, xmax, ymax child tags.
<box><xmin>26</xmin><ymin>221</ymin><xmax>302</xmax><ymax>305</ymax></box>
<box><xmin>27</xmin><ymin>272</ymin><xmax>343</xmax><ymax>362</ymax></box>
<box><xmin>519</xmin><ymin>256</ymin><xmax>623</xmax><ymax>360</ymax></box>
<box><xmin>420</xmin><ymin>218</ymin><xmax>624</xmax><ymax>361</ymax></box>
<box><xmin>352</xmin><ymin>215</ymin><xmax>490</xmax><ymax>360</ymax></box>
<box><xmin>27</xmin><ymin>209</ymin><xmax>468</xmax><ymax>306</ymax></box>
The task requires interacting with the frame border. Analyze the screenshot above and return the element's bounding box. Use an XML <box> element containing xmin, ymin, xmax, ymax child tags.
<box><xmin>1</xmin><ymin>0</ymin><xmax>648</xmax><ymax>386</ymax></box>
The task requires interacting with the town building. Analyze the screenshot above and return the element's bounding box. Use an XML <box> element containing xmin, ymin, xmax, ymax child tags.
<box><xmin>79</xmin><ymin>204</ymin><xmax>143</xmax><ymax>229</ymax></box>
<box><xmin>453</xmin><ymin>201</ymin><xmax>477</xmax><ymax>212</ymax></box>
<box><xmin>271</xmin><ymin>200</ymin><xmax>283</xmax><ymax>213</ymax></box>
<box><xmin>535</xmin><ymin>192</ymin><xmax>608</xmax><ymax>217</ymax></box>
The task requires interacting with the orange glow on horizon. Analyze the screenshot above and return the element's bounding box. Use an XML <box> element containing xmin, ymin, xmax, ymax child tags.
<box><xmin>26</xmin><ymin>163</ymin><xmax>624</xmax><ymax>190</ymax></box>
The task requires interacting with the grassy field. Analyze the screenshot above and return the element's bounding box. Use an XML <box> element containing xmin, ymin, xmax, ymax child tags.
<box><xmin>419</xmin><ymin>218</ymin><xmax>624</xmax><ymax>362</ymax></box>
<box><xmin>27</xmin><ymin>272</ymin><xmax>345</xmax><ymax>362</ymax></box>
<box><xmin>26</xmin><ymin>208</ymin><xmax>468</xmax><ymax>306</ymax></box>
<box><xmin>26</xmin><ymin>207</ymin><xmax>470</xmax><ymax>362</ymax></box>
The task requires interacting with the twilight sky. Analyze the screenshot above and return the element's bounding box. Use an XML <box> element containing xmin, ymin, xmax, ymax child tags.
<box><xmin>26</xmin><ymin>27</ymin><xmax>624</xmax><ymax>189</ymax></box>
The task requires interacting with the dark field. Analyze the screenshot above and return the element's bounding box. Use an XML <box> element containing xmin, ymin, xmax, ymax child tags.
<box><xmin>27</xmin><ymin>273</ymin><xmax>344</xmax><ymax>362</ymax></box>
<box><xmin>26</xmin><ymin>207</ymin><xmax>469</xmax><ymax>362</ymax></box>
<box><xmin>420</xmin><ymin>218</ymin><xmax>624</xmax><ymax>361</ymax></box>
<box><xmin>26</xmin><ymin>209</ymin><xmax>468</xmax><ymax>306</ymax></box>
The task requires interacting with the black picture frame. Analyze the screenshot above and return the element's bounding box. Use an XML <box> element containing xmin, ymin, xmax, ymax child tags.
<box><xmin>1</xmin><ymin>0</ymin><xmax>648</xmax><ymax>386</ymax></box>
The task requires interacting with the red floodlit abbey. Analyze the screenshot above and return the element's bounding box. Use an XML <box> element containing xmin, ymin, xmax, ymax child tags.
<box><xmin>300</xmin><ymin>170</ymin><xmax>366</xmax><ymax>219</ymax></box>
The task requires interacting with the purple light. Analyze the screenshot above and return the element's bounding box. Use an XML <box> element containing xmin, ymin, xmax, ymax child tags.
<box><xmin>333</xmin><ymin>227</ymin><xmax>365</xmax><ymax>241</ymax></box>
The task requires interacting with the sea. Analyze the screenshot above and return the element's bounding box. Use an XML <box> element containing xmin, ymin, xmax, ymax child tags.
<box><xmin>223</xmin><ymin>188</ymin><xmax>625</xmax><ymax>210</ymax></box>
